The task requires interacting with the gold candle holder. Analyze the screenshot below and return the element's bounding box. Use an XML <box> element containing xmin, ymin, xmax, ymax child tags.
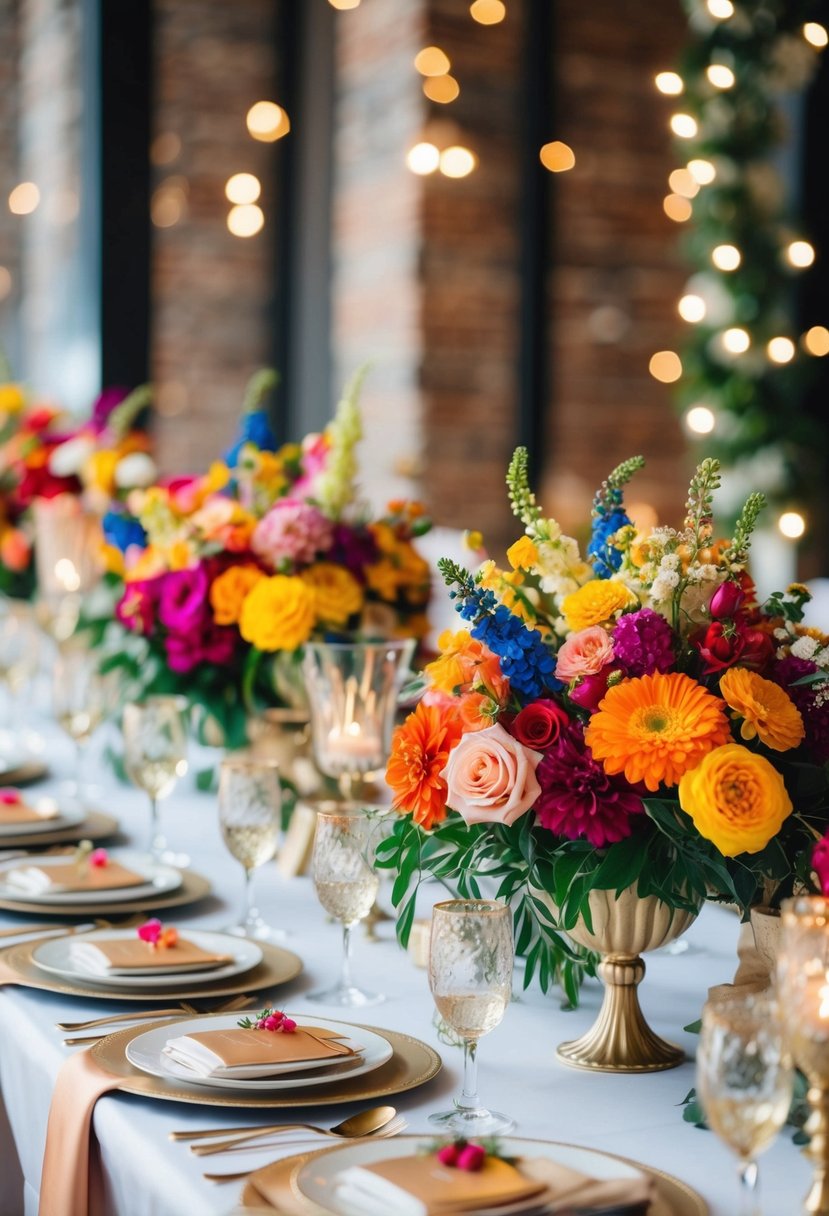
<box><xmin>780</xmin><ymin>896</ymin><xmax>829</xmax><ymax>1215</ymax></box>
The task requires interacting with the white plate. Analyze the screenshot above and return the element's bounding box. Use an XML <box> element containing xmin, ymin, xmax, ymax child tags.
<box><xmin>126</xmin><ymin>1012</ymin><xmax>395</xmax><ymax>1092</ymax></box>
<box><xmin>0</xmin><ymin>850</ymin><xmax>182</xmax><ymax>905</ymax></box>
<box><xmin>0</xmin><ymin>802</ymin><xmax>85</xmax><ymax>838</ymax></box>
<box><xmin>32</xmin><ymin>928</ymin><xmax>263</xmax><ymax>989</ymax></box>
<box><xmin>295</xmin><ymin>1136</ymin><xmax>646</xmax><ymax>1215</ymax></box>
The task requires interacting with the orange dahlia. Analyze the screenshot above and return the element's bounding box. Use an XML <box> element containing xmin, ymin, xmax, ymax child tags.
<box><xmin>386</xmin><ymin>702</ymin><xmax>463</xmax><ymax>830</ymax></box>
<box><xmin>719</xmin><ymin>667</ymin><xmax>805</xmax><ymax>752</ymax></box>
<box><xmin>585</xmin><ymin>671</ymin><xmax>730</xmax><ymax>792</ymax></box>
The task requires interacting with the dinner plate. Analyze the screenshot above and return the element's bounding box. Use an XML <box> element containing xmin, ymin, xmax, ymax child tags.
<box><xmin>292</xmin><ymin>1136</ymin><xmax>704</xmax><ymax>1216</ymax></box>
<box><xmin>0</xmin><ymin>802</ymin><xmax>85</xmax><ymax>838</ymax></box>
<box><xmin>31</xmin><ymin>928</ymin><xmax>263</xmax><ymax>988</ymax></box>
<box><xmin>0</xmin><ymin>810</ymin><xmax>120</xmax><ymax>849</ymax></box>
<box><xmin>126</xmin><ymin>1012</ymin><xmax>394</xmax><ymax>1091</ymax></box>
<box><xmin>0</xmin><ymin>851</ymin><xmax>181</xmax><ymax>905</ymax></box>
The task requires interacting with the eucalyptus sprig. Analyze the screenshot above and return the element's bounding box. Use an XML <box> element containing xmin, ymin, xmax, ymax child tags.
<box><xmin>506</xmin><ymin>447</ymin><xmax>541</xmax><ymax>528</ymax></box>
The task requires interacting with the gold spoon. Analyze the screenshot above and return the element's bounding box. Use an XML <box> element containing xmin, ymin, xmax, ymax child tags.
<box><xmin>188</xmin><ymin>1106</ymin><xmax>399</xmax><ymax>1156</ymax></box>
<box><xmin>56</xmin><ymin>994</ymin><xmax>254</xmax><ymax>1033</ymax></box>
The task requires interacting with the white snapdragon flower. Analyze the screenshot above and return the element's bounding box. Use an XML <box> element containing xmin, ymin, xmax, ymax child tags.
<box><xmin>791</xmin><ymin>635</ymin><xmax>820</xmax><ymax>661</ymax></box>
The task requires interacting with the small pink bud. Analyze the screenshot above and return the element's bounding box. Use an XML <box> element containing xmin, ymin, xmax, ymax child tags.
<box><xmin>137</xmin><ymin>918</ymin><xmax>162</xmax><ymax>944</ymax></box>
<box><xmin>709</xmin><ymin>581</ymin><xmax>744</xmax><ymax>620</ymax></box>
<box><xmin>280</xmin><ymin>1017</ymin><xmax>297</xmax><ymax>1033</ymax></box>
<box><xmin>0</xmin><ymin>789</ymin><xmax>20</xmax><ymax>805</ymax></box>
<box><xmin>436</xmin><ymin>1144</ymin><xmax>459</xmax><ymax>1167</ymax></box>
<box><xmin>456</xmin><ymin>1144</ymin><xmax>486</xmax><ymax>1172</ymax></box>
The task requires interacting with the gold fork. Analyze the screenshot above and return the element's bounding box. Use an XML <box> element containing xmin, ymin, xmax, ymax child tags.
<box><xmin>57</xmin><ymin>993</ymin><xmax>255</xmax><ymax>1033</ymax></box>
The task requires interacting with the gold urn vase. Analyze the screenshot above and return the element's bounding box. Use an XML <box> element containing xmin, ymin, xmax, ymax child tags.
<box><xmin>557</xmin><ymin>886</ymin><xmax>697</xmax><ymax>1074</ymax></box>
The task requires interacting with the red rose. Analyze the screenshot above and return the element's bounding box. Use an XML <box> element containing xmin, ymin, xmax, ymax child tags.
<box><xmin>709</xmin><ymin>581</ymin><xmax>745</xmax><ymax>620</ymax></box>
<box><xmin>508</xmin><ymin>698</ymin><xmax>569</xmax><ymax>750</ymax></box>
<box><xmin>737</xmin><ymin>627</ymin><xmax>774</xmax><ymax>673</ymax></box>
<box><xmin>696</xmin><ymin>622</ymin><xmax>745</xmax><ymax>674</ymax></box>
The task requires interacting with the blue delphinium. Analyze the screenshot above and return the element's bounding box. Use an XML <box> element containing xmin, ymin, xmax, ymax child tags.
<box><xmin>587</xmin><ymin>506</ymin><xmax>630</xmax><ymax>578</ymax></box>
<box><xmin>225</xmin><ymin>409</ymin><xmax>277</xmax><ymax>468</ymax></box>
<box><xmin>102</xmin><ymin>510</ymin><xmax>147</xmax><ymax>553</ymax></box>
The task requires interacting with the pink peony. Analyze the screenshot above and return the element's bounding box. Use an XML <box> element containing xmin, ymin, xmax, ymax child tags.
<box><xmin>535</xmin><ymin>722</ymin><xmax>644</xmax><ymax>847</ymax></box>
<box><xmin>442</xmin><ymin>723</ymin><xmax>542</xmax><ymax>827</ymax></box>
<box><xmin>507</xmin><ymin>699</ymin><xmax>570</xmax><ymax>751</ymax></box>
<box><xmin>251</xmin><ymin>500</ymin><xmax>334</xmax><ymax>568</ymax></box>
<box><xmin>555</xmin><ymin>626</ymin><xmax>614</xmax><ymax>684</ymax></box>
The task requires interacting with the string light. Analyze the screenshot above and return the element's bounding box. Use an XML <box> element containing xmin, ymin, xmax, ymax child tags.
<box><xmin>778</xmin><ymin>511</ymin><xmax>806</xmax><ymax>540</ymax></box>
<box><xmin>414</xmin><ymin>47</ymin><xmax>451</xmax><ymax>76</ymax></box>
<box><xmin>803</xmin><ymin>22</ymin><xmax>828</xmax><ymax>48</ymax></box>
<box><xmin>670</xmin><ymin>114</ymin><xmax>698</xmax><ymax>138</ymax></box>
<box><xmin>678</xmin><ymin>294</ymin><xmax>706</xmax><ymax>322</ymax></box>
<box><xmin>655</xmin><ymin>72</ymin><xmax>684</xmax><ymax>95</ymax></box>
<box><xmin>225</xmin><ymin>173</ymin><xmax>261</xmax><ymax>205</ymax></box>
<box><xmin>687</xmin><ymin>158</ymin><xmax>716</xmax><ymax>185</ymax></box>
<box><xmin>424</xmin><ymin>76</ymin><xmax>460</xmax><ymax>103</ymax></box>
<box><xmin>227</xmin><ymin>204</ymin><xmax>264</xmax><ymax>237</ymax></box>
<box><xmin>8</xmin><ymin>182</ymin><xmax>39</xmax><ymax>215</ymax></box>
<box><xmin>767</xmin><ymin>336</ymin><xmax>795</xmax><ymax>364</ymax></box>
<box><xmin>711</xmin><ymin>244</ymin><xmax>741</xmax><ymax>270</ymax></box>
<box><xmin>685</xmin><ymin>405</ymin><xmax>716</xmax><ymax>434</ymax></box>
<box><xmin>706</xmin><ymin>64</ymin><xmax>735</xmax><ymax>89</ymax></box>
<box><xmin>787</xmin><ymin>240</ymin><xmax>815</xmax><ymax>268</ymax></box>
<box><xmin>246</xmin><ymin>102</ymin><xmax>290</xmax><ymax>142</ymax></box>
<box><xmin>406</xmin><ymin>142</ymin><xmax>440</xmax><ymax>175</ymax></box>
<box><xmin>440</xmin><ymin>146</ymin><xmax>477</xmax><ymax>178</ymax></box>
<box><xmin>722</xmin><ymin>327</ymin><xmax>750</xmax><ymax>354</ymax></box>
<box><xmin>706</xmin><ymin>0</ymin><xmax>734</xmax><ymax>18</ymax></box>
<box><xmin>804</xmin><ymin>326</ymin><xmax>829</xmax><ymax>356</ymax></box>
<box><xmin>470</xmin><ymin>0</ymin><xmax>506</xmax><ymax>23</ymax></box>
<box><xmin>150</xmin><ymin>133</ymin><xmax>181</xmax><ymax>166</ymax></box>
<box><xmin>649</xmin><ymin>351</ymin><xmax>683</xmax><ymax>382</ymax></box>
<box><xmin>663</xmin><ymin>194</ymin><xmax>693</xmax><ymax>222</ymax></box>
<box><xmin>540</xmin><ymin>141</ymin><xmax>575</xmax><ymax>172</ymax></box>
<box><xmin>150</xmin><ymin>182</ymin><xmax>186</xmax><ymax>228</ymax></box>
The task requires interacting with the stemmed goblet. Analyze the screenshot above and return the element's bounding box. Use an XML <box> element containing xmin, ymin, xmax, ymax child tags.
<box><xmin>309</xmin><ymin>805</ymin><xmax>381</xmax><ymax>1006</ymax></box>
<box><xmin>696</xmin><ymin>992</ymin><xmax>794</xmax><ymax>1216</ymax></box>
<box><xmin>429</xmin><ymin>898</ymin><xmax>515</xmax><ymax>1136</ymax></box>
<box><xmin>122</xmin><ymin>696</ymin><xmax>189</xmax><ymax>864</ymax></box>
<box><xmin>218</xmin><ymin>756</ymin><xmax>283</xmax><ymax>941</ymax></box>
<box><xmin>52</xmin><ymin>642</ymin><xmax>111</xmax><ymax>810</ymax></box>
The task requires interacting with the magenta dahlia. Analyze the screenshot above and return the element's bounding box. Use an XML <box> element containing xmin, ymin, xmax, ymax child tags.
<box><xmin>774</xmin><ymin>656</ymin><xmax>829</xmax><ymax>763</ymax></box>
<box><xmin>535</xmin><ymin>722</ymin><xmax>644</xmax><ymax>847</ymax></box>
<box><xmin>612</xmin><ymin>608</ymin><xmax>675</xmax><ymax>677</ymax></box>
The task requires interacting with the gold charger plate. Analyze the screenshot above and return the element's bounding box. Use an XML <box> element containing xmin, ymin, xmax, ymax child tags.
<box><xmin>239</xmin><ymin>1140</ymin><xmax>708</xmax><ymax>1216</ymax></box>
<box><xmin>91</xmin><ymin>1019</ymin><xmax>441</xmax><ymax>1108</ymax></box>
<box><xmin>0</xmin><ymin>810</ymin><xmax>120</xmax><ymax>849</ymax></box>
<box><xmin>0</xmin><ymin>865</ymin><xmax>211</xmax><ymax>916</ymax></box>
<box><xmin>0</xmin><ymin>937</ymin><xmax>302</xmax><ymax>1002</ymax></box>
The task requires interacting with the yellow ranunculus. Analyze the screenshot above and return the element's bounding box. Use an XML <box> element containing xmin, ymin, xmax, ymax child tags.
<box><xmin>84</xmin><ymin>449</ymin><xmax>119</xmax><ymax>496</ymax></box>
<box><xmin>0</xmin><ymin>384</ymin><xmax>26</xmax><ymax>415</ymax></box>
<box><xmin>561</xmin><ymin>579</ymin><xmax>636</xmax><ymax>631</ymax></box>
<box><xmin>506</xmin><ymin>535</ymin><xmax>539</xmax><ymax>571</ymax></box>
<box><xmin>301</xmin><ymin>563</ymin><xmax>363</xmax><ymax>627</ymax></box>
<box><xmin>239</xmin><ymin>574</ymin><xmax>316</xmax><ymax>652</ymax></box>
<box><xmin>678</xmin><ymin>743</ymin><xmax>792</xmax><ymax>857</ymax></box>
<box><xmin>210</xmin><ymin>564</ymin><xmax>265</xmax><ymax>626</ymax></box>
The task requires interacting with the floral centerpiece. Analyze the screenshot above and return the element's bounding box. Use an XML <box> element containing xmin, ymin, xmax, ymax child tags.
<box><xmin>97</xmin><ymin>369</ymin><xmax>432</xmax><ymax>749</ymax></box>
<box><xmin>380</xmin><ymin>450</ymin><xmax>829</xmax><ymax>1005</ymax></box>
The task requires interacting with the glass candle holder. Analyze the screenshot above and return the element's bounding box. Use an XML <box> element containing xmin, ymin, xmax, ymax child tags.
<box><xmin>779</xmin><ymin>896</ymin><xmax>829</xmax><ymax>1215</ymax></box>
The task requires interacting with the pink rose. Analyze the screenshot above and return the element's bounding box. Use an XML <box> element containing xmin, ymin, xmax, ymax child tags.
<box><xmin>555</xmin><ymin>626</ymin><xmax>614</xmax><ymax>684</ymax></box>
<box><xmin>508</xmin><ymin>699</ymin><xmax>569</xmax><ymax>751</ymax></box>
<box><xmin>442</xmin><ymin>723</ymin><xmax>542</xmax><ymax>826</ymax></box>
<box><xmin>709</xmin><ymin>581</ymin><xmax>745</xmax><ymax>620</ymax></box>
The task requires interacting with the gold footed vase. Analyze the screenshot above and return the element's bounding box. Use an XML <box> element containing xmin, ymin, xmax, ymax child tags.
<box><xmin>557</xmin><ymin>887</ymin><xmax>697</xmax><ymax>1074</ymax></box>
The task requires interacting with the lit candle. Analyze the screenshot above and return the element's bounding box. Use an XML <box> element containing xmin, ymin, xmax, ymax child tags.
<box><xmin>325</xmin><ymin>720</ymin><xmax>382</xmax><ymax>767</ymax></box>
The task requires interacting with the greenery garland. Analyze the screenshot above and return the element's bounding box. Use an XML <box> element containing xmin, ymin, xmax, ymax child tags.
<box><xmin>661</xmin><ymin>0</ymin><xmax>827</xmax><ymax>521</ymax></box>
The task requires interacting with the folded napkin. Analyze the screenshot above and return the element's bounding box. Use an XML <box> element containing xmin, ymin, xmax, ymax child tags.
<box><xmin>68</xmin><ymin>936</ymin><xmax>233</xmax><ymax>976</ymax></box>
<box><xmin>5</xmin><ymin>860</ymin><xmax>146</xmax><ymax>895</ymax></box>
<box><xmin>0</xmin><ymin>797</ymin><xmax>59</xmax><ymax>825</ymax></box>
<box><xmin>334</xmin><ymin>1153</ymin><xmax>654</xmax><ymax>1216</ymax></box>
<box><xmin>163</xmin><ymin>1025</ymin><xmax>358</xmax><ymax>1079</ymax></box>
<box><xmin>38</xmin><ymin>1048</ymin><xmax>121</xmax><ymax>1216</ymax></box>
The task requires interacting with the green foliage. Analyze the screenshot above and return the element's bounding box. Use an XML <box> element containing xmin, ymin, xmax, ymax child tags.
<box><xmin>725</xmin><ymin>492</ymin><xmax>767</xmax><ymax>566</ymax></box>
<box><xmin>107</xmin><ymin>384</ymin><xmax>153</xmax><ymax>440</ymax></box>
<box><xmin>506</xmin><ymin>447</ymin><xmax>541</xmax><ymax>528</ymax></box>
<box><xmin>242</xmin><ymin>368</ymin><xmax>279</xmax><ymax>414</ymax></box>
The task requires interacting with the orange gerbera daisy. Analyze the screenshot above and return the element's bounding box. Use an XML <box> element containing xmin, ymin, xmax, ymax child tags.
<box><xmin>585</xmin><ymin>671</ymin><xmax>730</xmax><ymax>792</ymax></box>
<box><xmin>719</xmin><ymin>667</ymin><xmax>805</xmax><ymax>752</ymax></box>
<box><xmin>386</xmin><ymin>702</ymin><xmax>463</xmax><ymax>830</ymax></box>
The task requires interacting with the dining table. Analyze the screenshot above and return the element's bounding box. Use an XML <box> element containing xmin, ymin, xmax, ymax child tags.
<box><xmin>0</xmin><ymin>719</ymin><xmax>811</xmax><ymax>1216</ymax></box>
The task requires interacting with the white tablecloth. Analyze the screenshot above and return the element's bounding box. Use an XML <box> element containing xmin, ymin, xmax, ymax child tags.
<box><xmin>0</xmin><ymin>727</ymin><xmax>810</xmax><ymax>1215</ymax></box>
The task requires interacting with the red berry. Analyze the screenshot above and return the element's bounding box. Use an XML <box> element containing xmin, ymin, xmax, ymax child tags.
<box><xmin>436</xmin><ymin>1144</ymin><xmax>459</xmax><ymax>1167</ymax></box>
<box><xmin>456</xmin><ymin>1144</ymin><xmax>486</xmax><ymax>1172</ymax></box>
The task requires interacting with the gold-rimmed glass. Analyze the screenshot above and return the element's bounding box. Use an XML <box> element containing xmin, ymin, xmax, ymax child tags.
<box><xmin>52</xmin><ymin>641</ymin><xmax>111</xmax><ymax>811</ymax></box>
<box><xmin>697</xmin><ymin>992</ymin><xmax>793</xmax><ymax>1216</ymax></box>
<box><xmin>310</xmin><ymin>804</ymin><xmax>382</xmax><ymax>1006</ymax></box>
<box><xmin>122</xmin><ymin>696</ymin><xmax>189</xmax><ymax>863</ymax></box>
<box><xmin>218</xmin><ymin>756</ymin><xmax>283</xmax><ymax>942</ymax></box>
<box><xmin>429</xmin><ymin>898</ymin><xmax>515</xmax><ymax>1135</ymax></box>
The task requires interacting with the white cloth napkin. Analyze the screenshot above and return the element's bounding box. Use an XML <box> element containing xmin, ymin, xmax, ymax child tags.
<box><xmin>5</xmin><ymin>866</ymin><xmax>57</xmax><ymax>894</ymax></box>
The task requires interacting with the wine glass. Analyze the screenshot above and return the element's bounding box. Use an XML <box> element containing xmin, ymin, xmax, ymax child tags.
<box><xmin>0</xmin><ymin>601</ymin><xmax>40</xmax><ymax>758</ymax></box>
<box><xmin>302</xmin><ymin>639</ymin><xmax>414</xmax><ymax>800</ymax></box>
<box><xmin>218</xmin><ymin>756</ymin><xmax>283</xmax><ymax>942</ymax></box>
<box><xmin>696</xmin><ymin>992</ymin><xmax>794</xmax><ymax>1216</ymax></box>
<box><xmin>428</xmin><ymin>899</ymin><xmax>515</xmax><ymax>1136</ymax></box>
<box><xmin>52</xmin><ymin>642</ymin><xmax>111</xmax><ymax>810</ymax></box>
<box><xmin>122</xmin><ymin>696</ymin><xmax>189</xmax><ymax>864</ymax></box>
<box><xmin>309</xmin><ymin>805</ymin><xmax>382</xmax><ymax>1006</ymax></box>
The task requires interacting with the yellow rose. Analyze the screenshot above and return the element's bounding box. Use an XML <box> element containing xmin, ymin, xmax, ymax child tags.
<box><xmin>561</xmin><ymin>580</ymin><xmax>636</xmax><ymax>631</ymax></box>
<box><xmin>506</xmin><ymin>535</ymin><xmax>539</xmax><ymax>571</ymax></box>
<box><xmin>210</xmin><ymin>564</ymin><xmax>265</xmax><ymax>626</ymax></box>
<box><xmin>239</xmin><ymin>574</ymin><xmax>316</xmax><ymax>652</ymax></box>
<box><xmin>678</xmin><ymin>743</ymin><xmax>793</xmax><ymax>857</ymax></box>
<box><xmin>301</xmin><ymin>563</ymin><xmax>363</xmax><ymax>627</ymax></box>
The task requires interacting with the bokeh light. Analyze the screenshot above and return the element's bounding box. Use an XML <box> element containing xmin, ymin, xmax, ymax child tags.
<box><xmin>669</xmin><ymin>168</ymin><xmax>699</xmax><ymax>198</ymax></box>
<box><xmin>423</xmin><ymin>75</ymin><xmax>460</xmax><ymax>104</ymax></box>
<box><xmin>767</xmin><ymin>336</ymin><xmax>795</xmax><ymax>364</ymax></box>
<box><xmin>8</xmin><ymin>182</ymin><xmax>40</xmax><ymax>215</ymax></box>
<box><xmin>706</xmin><ymin>64</ymin><xmax>735</xmax><ymax>89</ymax></box>
<box><xmin>440</xmin><ymin>146</ymin><xmax>477</xmax><ymax>178</ymax></box>
<box><xmin>712</xmin><ymin>243</ymin><xmax>741</xmax><ymax>270</ymax></box>
<box><xmin>804</xmin><ymin>326</ymin><xmax>829</xmax><ymax>356</ymax></box>
<box><xmin>687</xmin><ymin>158</ymin><xmax>716</xmax><ymax>185</ymax></box>
<box><xmin>649</xmin><ymin>351</ymin><xmax>683</xmax><ymax>382</ymax></box>
<box><xmin>778</xmin><ymin>511</ymin><xmax>806</xmax><ymax>540</ymax></box>
<box><xmin>722</xmin><ymin>327</ymin><xmax>750</xmax><ymax>354</ymax></box>
<box><xmin>406</xmin><ymin>142</ymin><xmax>440</xmax><ymax>175</ymax></box>
<box><xmin>470</xmin><ymin>0</ymin><xmax>506</xmax><ymax>23</ymax></box>
<box><xmin>246</xmin><ymin>101</ymin><xmax>290</xmax><ymax>142</ymax></box>
<box><xmin>227</xmin><ymin>204</ymin><xmax>265</xmax><ymax>237</ymax></box>
<box><xmin>804</xmin><ymin>22</ymin><xmax>828</xmax><ymax>48</ymax></box>
<box><xmin>670</xmin><ymin>114</ymin><xmax>698</xmax><ymax>139</ymax></box>
<box><xmin>663</xmin><ymin>194</ymin><xmax>693</xmax><ymax>222</ymax></box>
<box><xmin>414</xmin><ymin>47</ymin><xmax>451</xmax><ymax>76</ymax></box>
<box><xmin>787</xmin><ymin>240</ymin><xmax>815</xmax><ymax>268</ymax></box>
<box><xmin>540</xmin><ymin>141</ymin><xmax>576</xmax><ymax>173</ymax></box>
<box><xmin>678</xmin><ymin>294</ymin><xmax>706</xmax><ymax>322</ymax></box>
<box><xmin>655</xmin><ymin>72</ymin><xmax>684</xmax><ymax>95</ymax></box>
<box><xmin>686</xmin><ymin>405</ymin><xmax>716</xmax><ymax>434</ymax></box>
<box><xmin>707</xmin><ymin>0</ymin><xmax>734</xmax><ymax>18</ymax></box>
<box><xmin>225</xmin><ymin>173</ymin><xmax>261</xmax><ymax>204</ymax></box>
